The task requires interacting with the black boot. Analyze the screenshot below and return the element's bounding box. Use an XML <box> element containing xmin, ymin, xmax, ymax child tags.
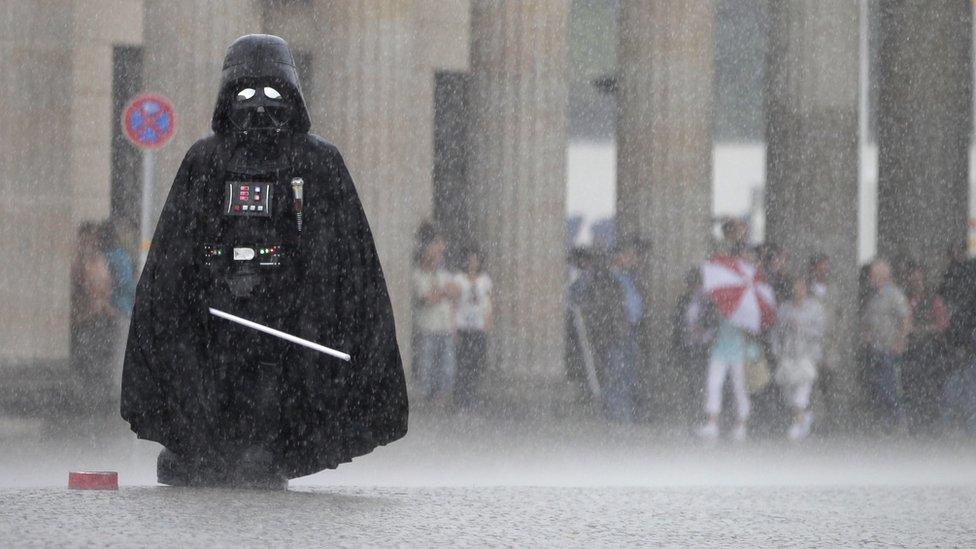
<box><xmin>157</xmin><ymin>448</ymin><xmax>229</xmax><ymax>487</ymax></box>
<box><xmin>156</xmin><ymin>448</ymin><xmax>190</xmax><ymax>487</ymax></box>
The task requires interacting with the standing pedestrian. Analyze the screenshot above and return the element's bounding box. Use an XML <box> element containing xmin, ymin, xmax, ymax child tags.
<box><xmin>453</xmin><ymin>246</ymin><xmax>492</xmax><ymax>409</ymax></box>
<box><xmin>937</xmin><ymin>243</ymin><xmax>971</xmax><ymax>314</ymax></box>
<box><xmin>70</xmin><ymin>221</ymin><xmax>115</xmax><ymax>414</ymax></box>
<box><xmin>100</xmin><ymin>220</ymin><xmax>137</xmax><ymax>405</ymax></box>
<box><xmin>100</xmin><ymin>220</ymin><xmax>136</xmax><ymax>317</ymax></box>
<box><xmin>412</xmin><ymin>227</ymin><xmax>460</xmax><ymax>407</ymax></box>
<box><xmin>717</xmin><ymin>217</ymin><xmax>748</xmax><ymax>257</ymax></box>
<box><xmin>771</xmin><ymin>276</ymin><xmax>826</xmax><ymax>441</ymax></box>
<box><xmin>670</xmin><ymin>268</ymin><xmax>715</xmax><ymax>428</ymax></box>
<box><xmin>900</xmin><ymin>261</ymin><xmax>950</xmax><ymax>432</ymax></box>
<box><xmin>698</xmin><ymin>229</ymin><xmax>764</xmax><ymax>442</ymax></box>
<box><xmin>758</xmin><ymin>243</ymin><xmax>790</xmax><ymax>302</ymax></box>
<box><xmin>807</xmin><ymin>253</ymin><xmax>842</xmax><ymax>431</ymax></box>
<box><xmin>860</xmin><ymin>259</ymin><xmax>912</xmax><ymax>434</ymax></box>
<box><xmin>942</xmin><ymin>340</ymin><xmax>976</xmax><ymax>435</ymax></box>
<box><xmin>582</xmin><ymin>237</ymin><xmax>646</xmax><ymax>423</ymax></box>
<box><xmin>938</xmin><ymin>243</ymin><xmax>976</xmax><ymax>350</ymax></box>
<box><xmin>566</xmin><ymin>247</ymin><xmax>599</xmax><ymax>401</ymax></box>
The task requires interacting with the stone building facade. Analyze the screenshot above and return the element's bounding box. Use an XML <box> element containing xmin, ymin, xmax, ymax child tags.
<box><xmin>1</xmin><ymin>1</ymin><xmax>971</xmax><ymax>421</ymax></box>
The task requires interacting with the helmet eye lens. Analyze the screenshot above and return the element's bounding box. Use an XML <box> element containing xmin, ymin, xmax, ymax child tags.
<box><xmin>228</xmin><ymin>86</ymin><xmax>292</xmax><ymax>131</ymax></box>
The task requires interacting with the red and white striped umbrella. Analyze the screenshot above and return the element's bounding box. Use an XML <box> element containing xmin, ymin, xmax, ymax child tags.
<box><xmin>701</xmin><ymin>255</ymin><xmax>776</xmax><ymax>334</ymax></box>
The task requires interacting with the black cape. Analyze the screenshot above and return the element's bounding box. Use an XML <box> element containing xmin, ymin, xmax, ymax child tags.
<box><xmin>121</xmin><ymin>35</ymin><xmax>407</xmax><ymax>478</ymax></box>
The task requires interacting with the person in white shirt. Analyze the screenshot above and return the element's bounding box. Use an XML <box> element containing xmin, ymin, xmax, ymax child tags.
<box><xmin>771</xmin><ymin>276</ymin><xmax>826</xmax><ymax>441</ymax></box>
<box><xmin>453</xmin><ymin>246</ymin><xmax>492</xmax><ymax>408</ymax></box>
<box><xmin>807</xmin><ymin>253</ymin><xmax>843</xmax><ymax>431</ymax></box>
<box><xmin>412</xmin><ymin>231</ymin><xmax>460</xmax><ymax>405</ymax></box>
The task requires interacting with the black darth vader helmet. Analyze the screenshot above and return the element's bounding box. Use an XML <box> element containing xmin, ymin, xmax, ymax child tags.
<box><xmin>212</xmin><ymin>34</ymin><xmax>311</xmax><ymax>135</ymax></box>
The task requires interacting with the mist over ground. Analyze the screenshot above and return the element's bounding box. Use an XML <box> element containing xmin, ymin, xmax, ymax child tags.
<box><xmin>3</xmin><ymin>409</ymin><xmax>975</xmax><ymax>488</ymax></box>
<box><xmin>2</xmin><ymin>410</ymin><xmax>975</xmax><ymax>546</ymax></box>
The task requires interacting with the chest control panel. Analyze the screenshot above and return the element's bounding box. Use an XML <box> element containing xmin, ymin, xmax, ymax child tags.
<box><xmin>225</xmin><ymin>181</ymin><xmax>272</xmax><ymax>217</ymax></box>
<box><xmin>203</xmin><ymin>244</ymin><xmax>284</xmax><ymax>267</ymax></box>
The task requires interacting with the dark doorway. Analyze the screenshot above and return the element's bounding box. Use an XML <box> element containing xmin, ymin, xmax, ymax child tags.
<box><xmin>433</xmin><ymin>71</ymin><xmax>471</xmax><ymax>258</ymax></box>
<box><xmin>110</xmin><ymin>45</ymin><xmax>144</xmax><ymax>228</ymax></box>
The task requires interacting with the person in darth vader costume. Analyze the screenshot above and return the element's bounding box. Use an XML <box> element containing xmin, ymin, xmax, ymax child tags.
<box><xmin>121</xmin><ymin>34</ymin><xmax>408</xmax><ymax>489</ymax></box>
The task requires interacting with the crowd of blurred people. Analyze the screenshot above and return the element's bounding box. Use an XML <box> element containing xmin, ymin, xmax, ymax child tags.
<box><xmin>567</xmin><ymin>217</ymin><xmax>976</xmax><ymax>441</ymax></box>
<box><xmin>69</xmin><ymin>213</ymin><xmax>976</xmax><ymax>440</ymax></box>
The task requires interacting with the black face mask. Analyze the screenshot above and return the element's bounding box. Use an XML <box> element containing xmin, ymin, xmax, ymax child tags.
<box><xmin>229</xmin><ymin>85</ymin><xmax>293</xmax><ymax>134</ymax></box>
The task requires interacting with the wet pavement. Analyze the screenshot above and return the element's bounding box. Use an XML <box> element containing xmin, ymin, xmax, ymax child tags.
<box><xmin>4</xmin><ymin>484</ymin><xmax>975</xmax><ymax>547</ymax></box>
<box><xmin>1</xmin><ymin>412</ymin><xmax>975</xmax><ymax>546</ymax></box>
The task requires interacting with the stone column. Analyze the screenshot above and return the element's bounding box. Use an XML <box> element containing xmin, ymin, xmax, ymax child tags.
<box><xmin>142</xmin><ymin>0</ymin><xmax>263</xmax><ymax>225</ymax></box>
<box><xmin>0</xmin><ymin>1</ymin><xmax>147</xmax><ymax>365</ymax></box>
<box><xmin>0</xmin><ymin>2</ymin><xmax>76</xmax><ymax>363</ymax></box>
<box><xmin>764</xmin><ymin>0</ymin><xmax>860</xmax><ymax>427</ymax></box>
<box><xmin>877</xmin><ymin>1</ymin><xmax>972</xmax><ymax>269</ymax></box>
<box><xmin>615</xmin><ymin>1</ymin><xmax>713</xmax><ymax>415</ymax></box>
<box><xmin>467</xmin><ymin>0</ymin><xmax>570</xmax><ymax>380</ymax></box>
<box><xmin>309</xmin><ymin>0</ymin><xmax>428</xmax><ymax>360</ymax></box>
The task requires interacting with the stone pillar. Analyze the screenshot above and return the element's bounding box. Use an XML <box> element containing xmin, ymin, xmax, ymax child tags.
<box><xmin>142</xmin><ymin>0</ymin><xmax>263</xmax><ymax>225</ymax></box>
<box><xmin>69</xmin><ymin>1</ymin><xmax>141</xmax><ymax>228</ymax></box>
<box><xmin>764</xmin><ymin>0</ymin><xmax>860</xmax><ymax>426</ymax></box>
<box><xmin>467</xmin><ymin>0</ymin><xmax>570</xmax><ymax>380</ymax></box>
<box><xmin>615</xmin><ymin>1</ymin><xmax>713</xmax><ymax>415</ymax></box>
<box><xmin>877</xmin><ymin>1</ymin><xmax>972</xmax><ymax>269</ymax></box>
<box><xmin>309</xmin><ymin>0</ymin><xmax>428</xmax><ymax>361</ymax></box>
<box><xmin>0</xmin><ymin>1</ymin><xmax>145</xmax><ymax>365</ymax></box>
<box><xmin>0</xmin><ymin>2</ymin><xmax>76</xmax><ymax>363</ymax></box>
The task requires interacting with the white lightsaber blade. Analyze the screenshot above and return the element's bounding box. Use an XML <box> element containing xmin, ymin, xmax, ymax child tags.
<box><xmin>208</xmin><ymin>307</ymin><xmax>351</xmax><ymax>362</ymax></box>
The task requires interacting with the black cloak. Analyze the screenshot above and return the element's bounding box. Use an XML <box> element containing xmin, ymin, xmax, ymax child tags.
<box><xmin>121</xmin><ymin>35</ymin><xmax>408</xmax><ymax>478</ymax></box>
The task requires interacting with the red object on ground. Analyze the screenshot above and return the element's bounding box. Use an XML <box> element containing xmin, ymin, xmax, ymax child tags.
<box><xmin>68</xmin><ymin>471</ymin><xmax>118</xmax><ymax>490</ymax></box>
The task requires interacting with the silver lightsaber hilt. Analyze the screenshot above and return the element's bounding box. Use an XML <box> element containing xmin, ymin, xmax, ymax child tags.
<box><xmin>291</xmin><ymin>177</ymin><xmax>304</xmax><ymax>232</ymax></box>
